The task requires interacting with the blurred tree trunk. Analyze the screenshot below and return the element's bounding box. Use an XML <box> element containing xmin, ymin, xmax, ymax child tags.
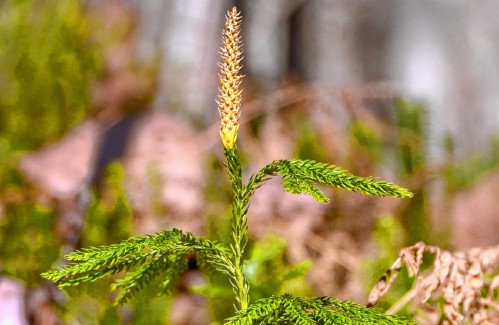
<box><xmin>389</xmin><ymin>0</ymin><xmax>499</xmax><ymax>159</ymax></box>
<box><xmin>300</xmin><ymin>1</ymin><xmax>361</xmax><ymax>83</ymax></box>
<box><xmin>126</xmin><ymin>0</ymin><xmax>227</xmax><ymax>124</ymax></box>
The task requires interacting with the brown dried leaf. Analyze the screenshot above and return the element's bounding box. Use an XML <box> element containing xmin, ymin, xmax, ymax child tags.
<box><xmin>368</xmin><ymin>242</ymin><xmax>499</xmax><ymax>324</ymax></box>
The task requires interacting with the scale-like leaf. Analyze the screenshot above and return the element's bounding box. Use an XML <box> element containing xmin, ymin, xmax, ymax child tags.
<box><xmin>42</xmin><ymin>229</ymin><xmax>232</xmax><ymax>304</ymax></box>
<box><xmin>249</xmin><ymin>159</ymin><xmax>412</xmax><ymax>203</ymax></box>
<box><xmin>225</xmin><ymin>294</ymin><xmax>417</xmax><ymax>325</ymax></box>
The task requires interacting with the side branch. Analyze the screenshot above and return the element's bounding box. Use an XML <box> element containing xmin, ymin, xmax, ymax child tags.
<box><xmin>246</xmin><ymin>159</ymin><xmax>413</xmax><ymax>204</ymax></box>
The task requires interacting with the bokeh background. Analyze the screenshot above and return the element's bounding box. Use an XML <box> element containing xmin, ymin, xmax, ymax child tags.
<box><xmin>1</xmin><ymin>0</ymin><xmax>499</xmax><ymax>324</ymax></box>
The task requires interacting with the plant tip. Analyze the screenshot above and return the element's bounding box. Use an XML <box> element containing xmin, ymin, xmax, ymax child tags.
<box><xmin>217</xmin><ymin>6</ymin><xmax>243</xmax><ymax>149</ymax></box>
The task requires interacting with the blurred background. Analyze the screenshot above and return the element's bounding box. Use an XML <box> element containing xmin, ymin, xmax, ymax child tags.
<box><xmin>1</xmin><ymin>0</ymin><xmax>499</xmax><ymax>324</ymax></box>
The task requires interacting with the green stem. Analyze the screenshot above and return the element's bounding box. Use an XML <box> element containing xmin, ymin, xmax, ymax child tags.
<box><xmin>224</xmin><ymin>147</ymin><xmax>250</xmax><ymax>310</ymax></box>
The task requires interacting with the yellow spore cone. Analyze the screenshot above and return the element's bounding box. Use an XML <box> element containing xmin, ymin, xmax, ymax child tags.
<box><xmin>217</xmin><ymin>7</ymin><xmax>243</xmax><ymax>149</ymax></box>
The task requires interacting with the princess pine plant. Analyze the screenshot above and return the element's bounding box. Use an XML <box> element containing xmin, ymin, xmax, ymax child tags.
<box><xmin>43</xmin><ymin>7</ymin><xmax>416</xmax><ymax>324</ymax></box>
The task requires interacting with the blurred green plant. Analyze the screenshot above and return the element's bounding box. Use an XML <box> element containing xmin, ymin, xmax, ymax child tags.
<box><xmin>0</xmin><ymin>0</ymin><xmax>101</xmax><ymax>286</ymax></box>
<box><xmin>393</xmin><ymin>98</ymin><xmax>430</xmax><ymax>245</ymax></box>
<box><xmin>349</xmin><ymin>120</ymin><xmax>383</xmax><ymax>163</ymax></box>
<box><xmin>363</xmin><ymin>216</ymin><xmax>413</xmax><ymax>314</ymax></box>
<box><xmin>0</xmin><ymin>1</ymin><xmax>148</xmax><ymax>323</ymax></box>
<box><xmin>0</xmin><ymin>199</ymin><xmax>60</xmax><ymax>283</ymax></box>
<box><xmin>244</xmin><ymin>235</ymin><xmax>312</xmax><ymax>302</ymax></box>
<box><xmin>444</xmin><ymin>133</ymin><xmax>499</xmax><ymax>192</ymax></box>
<box><xmin>0</xmin><ymin>0</ymin><xmax>101</xmax><ymax>153</ymax></box>
<box><xmin>294</xmin><ymin>118</ymin><xmax>326</xmax><ymax>162</ymax></box>
<box><xmin>84</xmin><ymin>163</ymin><xmax>133</xmax><ymax>248</ymax></box>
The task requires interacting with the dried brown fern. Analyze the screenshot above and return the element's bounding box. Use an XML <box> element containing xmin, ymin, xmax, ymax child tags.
<box><xmin>368</xmin><ymin>242</ymin><xmax>499</xmax><ymax>324</ymax></box>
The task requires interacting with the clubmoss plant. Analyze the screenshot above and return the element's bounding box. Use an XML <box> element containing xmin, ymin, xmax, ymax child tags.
<box><xmin>43</xmin><ymin>7</ymin><xmax>416</xmax><ymax>324</ymax></box>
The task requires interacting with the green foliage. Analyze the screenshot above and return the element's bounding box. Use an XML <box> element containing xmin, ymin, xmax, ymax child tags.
<box><xmin>0</xmin><ymin>201</ymin><xmax>60</xmax><ymax>283</ymax></box>
<box><xmin>84</xmin><ymin>163</ymin><xmax>133</xmax><ymax>247</ymax></box>
<box><xmin>43</xmin><ymin>151</ymin><xmax>414</xmax><ymax>323</ymax></box>
<box><xmin>224</xmin><ymin>147</ymin><xmax>252</xmax><ymax>310</ymax></box>
<box><xmin>363</xmin><ymin>216</ymin><xmax>414</xmax><ymax>313</ymax></box>
<box><xmin>294</xmin><ymin>120</ymin><xmax>326</xmax><ymax>162</ymax></box>
<box><xmin>349</xmin><ymin>120</ymin><xmax>383</xmax><ymax>163</ymax></box>
<box><xmin>43</xmin><ymin>138</ymin><xmax>414</xmax><ymax>323</ymax></box>
<box><xmin>194</xmin><ymin>235</ymin><xmax>313</xmax><ymax>323</ymax></box>
<box><xmin>0</xmin><ymin>0</ymin><xmax>101</xmax><ymax>290</ymax></box>
<box><xmin>393</xmin><ymin>98</ymin><xmax>430</xmax><ymax>244</ymax></box>
<box><xmin>43</xmin><ymin>229</ymin><xmax>232</xmax><ymax>306</ymax></box>
<box><xmin>249</xmin><ymin>159</ymin><xmax>413</xmax><ymax>204</ymax></box>
<box><xmin>225</xmin><ymin>294</ymin><xmax>417</xmax><ymax>325</ymax></box>
<box><xmin>393</xmin><ymin>97</ymin><xmax>426</xmax><ymax>177</ymax></box>
<box><xmin>0</xmin><ymin>0</ymin><xmax>101</xmax><ymax>153</ymax></box>
<box><xmin>245</xmin><ymin>235</ymin><xmax>312</xmax><ymax>302</ymax></box>
<box><xmin>58</xmin><ymin>164</ymin><xmax>161</xmax><ymax>324</ymax></box>
<box><xmin>444</xmin><ymin>133</ymin><xmax>499</xmax><ymax>192</ymax></box>
<box><xmin>59</xmin><ymin>281</ymin><xmax>122</xmax><ymax>325</ymax></box>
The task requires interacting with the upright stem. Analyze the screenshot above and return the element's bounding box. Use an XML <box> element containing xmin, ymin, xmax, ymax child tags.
<box><xmin>224</xmin><ymin>147</ymin><xmax>250</xmax><ymax>310</ymax></box>
<box><xmin>217</xmin><ymin>7</ymin><xmax>248</xmax><ymax>310</ymax></box>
